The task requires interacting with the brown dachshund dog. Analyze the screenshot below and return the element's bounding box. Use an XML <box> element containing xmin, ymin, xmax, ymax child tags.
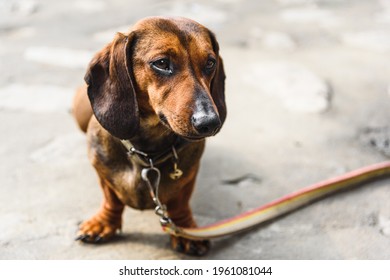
<box><xmin>72</xmin><ymin>16</ymin><xmax>226</xmax><ymax>256</ymax></box>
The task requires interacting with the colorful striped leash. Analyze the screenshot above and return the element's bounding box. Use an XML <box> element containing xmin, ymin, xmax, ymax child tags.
<box><xmin>142</xmin><ymin>161</ymin><xmax>390</xmax><ymax>240</ymax></box>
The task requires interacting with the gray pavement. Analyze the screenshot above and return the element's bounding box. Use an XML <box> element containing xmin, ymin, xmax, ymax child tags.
<box><xmin>1</xmin><ymin>0</ymin><xmax>390</xmax><ymax>259</ymax></box>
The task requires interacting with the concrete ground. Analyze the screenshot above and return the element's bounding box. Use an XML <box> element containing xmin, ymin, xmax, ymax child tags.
<box><xmin>1</xmin><ymin>0</ymin><xmax>390</xmax><ymax>259</ymax></box>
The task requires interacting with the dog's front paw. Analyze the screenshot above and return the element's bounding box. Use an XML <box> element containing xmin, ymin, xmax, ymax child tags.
<box><xmin>170</xmin><ymin>236</ymin><xmax>210</xmax><ymax>256</ymax></box>
<box><xmin>76</xmin><ymin>215</ymin><xmax>121</xmax><ymax>243</ymax></box>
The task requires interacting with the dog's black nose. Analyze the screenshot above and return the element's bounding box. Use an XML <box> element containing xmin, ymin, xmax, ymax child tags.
<box><xmin>191</xmin><ymin>111</ymin><xmax>221</xmax><ymax>136</ymax></box>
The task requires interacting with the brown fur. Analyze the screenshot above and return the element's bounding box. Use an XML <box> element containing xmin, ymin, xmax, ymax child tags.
<box><xmin>73</xmin><ymin>16</ymin><xmax>226</xmax><ymax>256</ymax></box>
<box><xmin>72</xmin><ymin>85</ymin><xmax>92</xmax><ymax>133</ymax></box>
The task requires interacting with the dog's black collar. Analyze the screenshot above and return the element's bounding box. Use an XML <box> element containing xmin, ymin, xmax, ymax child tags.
<box><xmin>120</xmin><ymin>136</ymin><xmax>189</xmax><ymax>167</ymax></box>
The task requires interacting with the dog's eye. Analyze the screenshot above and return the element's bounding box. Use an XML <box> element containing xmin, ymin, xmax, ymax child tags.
<box><xmin>153</xmin><ymin>59</ymin><xmax>170</xmax><ymax>70</ymax></box>
<box><xmin>151</xmin><ymin>59</ymin><xmax>172</xmax><ymax>75</ymax></box>
<box><xmin>205</xmin><ymin>58</ymin><xmax>216</xmax><ymax>70</ymax></box>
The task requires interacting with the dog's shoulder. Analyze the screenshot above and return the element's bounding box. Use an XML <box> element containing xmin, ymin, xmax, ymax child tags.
<box><xmin>86</xmin><ymin>116</ymin><xmax>128</xmax><ymax>167</ymax></box>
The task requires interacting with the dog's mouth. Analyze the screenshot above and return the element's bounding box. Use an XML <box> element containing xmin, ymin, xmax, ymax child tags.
<box><xmin>181</xmin><ymin>135</ymin><xmax>205</xmax><ymax>142</ymax></box>
<box><xmin>158</xmin><ymin>112</ymin><xmax>206</xmax><ymax>142</ymax></box>
<box><xmin>158</xmin><ymin>112</ymin><xmax>170</xmax><ymax>127</ymax></box>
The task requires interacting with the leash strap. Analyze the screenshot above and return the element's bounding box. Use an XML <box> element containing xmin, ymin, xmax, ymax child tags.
<box><xmin>161</xmin><ymin>161</ymin><xmax>390</xmax><ymax>240</ymax></box>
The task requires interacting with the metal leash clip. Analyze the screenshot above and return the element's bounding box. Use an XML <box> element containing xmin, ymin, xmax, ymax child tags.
<box><xmin>141</xmin><ymin>163</ymin><xmax>179</xmax><ymax>232</ymax></box>
<box><xmin>154</xmin><ymin>205</ymin><xmax>171</xmax><ymax>226</ymax></box>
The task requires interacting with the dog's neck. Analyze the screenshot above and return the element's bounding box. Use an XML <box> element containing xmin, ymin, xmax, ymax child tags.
<box><xmin>127</xmin><ymin>115</ymin><xmax>178</xmax><ymax>155</ymax></box>
<box><xmin>122</xmin><ymin>116</ymin><xmax>185</xmax><ymax>167</ymax></box>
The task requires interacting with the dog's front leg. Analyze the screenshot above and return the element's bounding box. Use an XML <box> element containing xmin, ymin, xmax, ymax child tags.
<box><xmin>77</xmin><ymin>177</ymin><xmax>124</xmax><ymax>243</ymax></box>
<box><xmin>166</xmin><ymin>176</ymin><xmax>210</xmax><ymax>256</ymax></box>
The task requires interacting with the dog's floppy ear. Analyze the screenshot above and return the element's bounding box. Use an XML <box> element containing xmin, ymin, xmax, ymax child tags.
<box><xmin>209</xmin><ymin>31</ymin><xmax>227</xmax><ymax>126</ymax></box>
<box><xmin>84</xmin><ymin>32</ymin><xmax>139</xmax><ymax>139</ymax></box>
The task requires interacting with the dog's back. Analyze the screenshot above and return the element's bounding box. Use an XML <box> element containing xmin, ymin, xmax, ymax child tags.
<box><xmin>72</xmin><ymin>85</ymin><xmax>93</xmax><ymax>133</ymax></box>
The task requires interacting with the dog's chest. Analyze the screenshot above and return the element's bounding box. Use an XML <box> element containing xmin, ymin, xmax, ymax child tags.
<box><xmin>110</xmin><ymin>163</ymin><xmax>183</xmax><ymax>210</ymax></box>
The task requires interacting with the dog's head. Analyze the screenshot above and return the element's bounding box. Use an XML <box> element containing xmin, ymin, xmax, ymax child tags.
<box><xmin>85</xmin><ymin>17</ymin><xmax>226</xmax><ymax>140</ymax></box>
